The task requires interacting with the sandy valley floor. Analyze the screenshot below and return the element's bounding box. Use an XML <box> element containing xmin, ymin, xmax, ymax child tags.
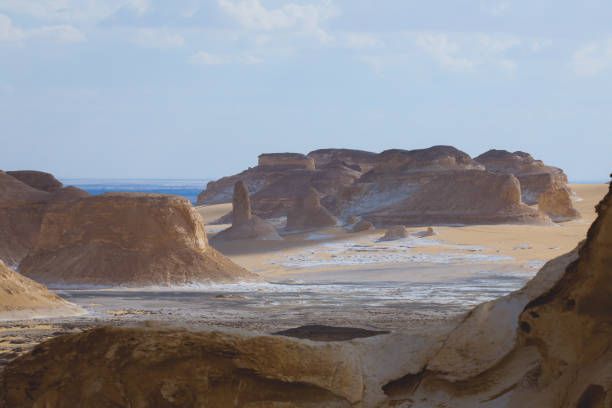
<box><xmin>0</xmin><ymin>184</ymin><xmax>607</xmax><ymax>370</ymax></box>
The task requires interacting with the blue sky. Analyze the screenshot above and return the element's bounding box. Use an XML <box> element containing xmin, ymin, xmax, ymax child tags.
<box><xmin>0</xmin><ymin>0</ymin><xmax>610</xmax><ymax>181</ymax></box>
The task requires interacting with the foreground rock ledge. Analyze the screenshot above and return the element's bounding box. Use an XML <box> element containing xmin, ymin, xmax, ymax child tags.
<box><xmin>1</xmin><ymin>183</ymin><xmax>610</xmax><ymax>407</ymax></box>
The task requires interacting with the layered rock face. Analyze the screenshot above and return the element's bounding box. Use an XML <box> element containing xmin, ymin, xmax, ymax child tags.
<box><xmin>212</xmin><ymin>181</ymin><xmax>282</xmax><ymax>241</ymax></box>
<box><xmin>365</xmin><ymin>170</ymin><xmax>548</xmax><ymax>226</ymax></box>
<box><xmin>474</xmin><ymin>149</ymin><xmax>571</xmax><ymax>204</ymax></box>
<box><xmin>6</xmin><ymin>170</ymin><xmax>63</xmax><ymax>192</ymax></box>
<box><xmin>1</xmin><ymin>180</ymin><xmax>610</xmax><ymax>407</ymax></box>
<box><xmin>0</xmin><ymin>261</ymin><xmax>84</xmax><ymax>320</ymax></box>
<box><xmin>286</xmin><ymin>187</ymin><xmax>338</xmax><ymax>231</ymax></box>
<box><xmin>18</xmin><ymin>193</ymin><xmax>256</xmax><ymax>286</ymax></box>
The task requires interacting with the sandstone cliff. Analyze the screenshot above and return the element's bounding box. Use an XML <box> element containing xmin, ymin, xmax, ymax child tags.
<box><xmin>18</xmin><ymin>193</ymin><xmax>257</xmax><ymax>287</ymax></box>
<box><xmin>2</xmin><ymin>178</ymin><xmax>610</xmax><ymax>407</ymax></box>
<box><xmin>0</xmin><ymin>261</ymin><xmax>84</xmax><ymax>320</ymax></box>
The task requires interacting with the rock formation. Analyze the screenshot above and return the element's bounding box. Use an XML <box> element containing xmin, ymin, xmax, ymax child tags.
<box><xmin>18</xmin><ymin>193</ymin><xmax>257</xmax><ymax>287</ymax></box>
<box><xmin>380</xmin><ymin>225</ymin><xmax>409</xmax><ymax>241</ymax></box>
<box><xmin>413</xmin><ymin>227</ymin><xmax>436</xmax><ymax>238</ymax></box>
<box><xmin>286</xmin><ymin>187</ymin><xmax>338</xmax><ymax>231</ymax></box>
<box><xmin>352</xmin><ymin>220</ymin><xmax>374</xmax><ymax>232</ymax></box>
<box><xmin>6</xmin><ymin>170</ymin><xmax>63</xmax><ymax>192</ymax></box>
<box><xmin>474</xmin><ymin>150</ymin><xmax>571</xmax><ymax>205</ymax></box>
<box><xmin>212</xmin><ymin>181</ymin><xmax>282</xmax><ymax>241</ymax></box>
<box><xmin>199</xmin><ymin>145</ymin><xmax>576</xmax><ymax>227</ymax></box>
<box><xmin>0</xmin><ymin>261</ymin><xmax>84</xmax><ymax>320</ymax></box>
<box><xmin>538</xmin><ymin>184</ymin><xmax>581</xmax><ymax>222</ymax></box>
<box><xmin>308</xmin><ymin>148</ymin><xmax>379</xmax><ymax>172</ymax></box>
<box><xmin>257</xmin><ymin>152</ymin><xmax>315</xmax><ymax>169</ymax></box>
<box><xmin>365</xmin><ymin>170</ymin><xmax>548</xmax><ymax>226</ymax></box>
<box><xmin>1</xmin><ymin>179</ymin><xmax>611</xmax><ymax>407</ymax></box>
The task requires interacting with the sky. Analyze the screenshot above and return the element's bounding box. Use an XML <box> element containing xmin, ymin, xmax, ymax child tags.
<box><xmin>0</xmin><ymin>0</ymin><xmax>610</xmax><ymax>182</ymax></box>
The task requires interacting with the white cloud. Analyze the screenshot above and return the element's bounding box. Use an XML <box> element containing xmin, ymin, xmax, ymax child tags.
<box><xmin>0</xmin><ymin>13</ymin><xmax>84</xmax><ymax>44</ymax></box>
<box><xmin>415</xmin><ymin>33</ymin><xmax>477</xmax><ymax>72</ymax></box>
<box><xmin>29</xmin><ymin>24</ymin><xmax>85</xmax><ymax>43</ymax></box>
<box><xmin>189</xmin><ymin>50</ymin><xmax>262</xmax><ymax>65</ymax></box>
<box><xmin>412</xmin><ymin>32</ymin><xmax>521</xmax><ymax>73</ymax></box>
<box><xmin>570</xmin><ymin>40</ymin><xmax>612</xmax><ymax>77</ymax></box>
<box><xmin>131</xmin><ymin>28</ymin><xmax>185</xmax><ymax>49</ymax></box>
<box><xmin>217</xmin><ymin>0</ymin><xmax>338</xmax><ymax>43</ymax></box>
<box><xmin>339</xmin><ymin>32</ymin><xmax>381</xmax><ymax>49</ymax></box>
<box><xmin>0</xmin><ymin>13</ymin><xmax>23</xmax><ymax>42</ymax></box>
<box><xmin>0</xmin><ymin>0</ymin><xmax>151</xmax><ymax>23</ymax></box>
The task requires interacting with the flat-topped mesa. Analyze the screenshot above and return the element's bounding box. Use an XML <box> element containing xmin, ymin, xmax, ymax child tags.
<box><xmin>212</xmin><ymin>182</ymin><xmax>282</xmax><ymax>241</ymax></box>
<box><xmin>0</xmin><ymin>261</ymin><xmax>84</xmax><ymax>320</ymax></box>
<box><xmin>258</xmin><ymin>153</ymin><xmax>315</xmax><ymax>169</ymax></box>
<box><xmin>6</xmin><ymin>170</ymin><xmax>63</xmax><ymax>192</ymax></box>
<box><xmin>365</xmin><ymin>170</ymin><xmax>549</xmax><ymax>226</ymax></box>
<box><xmin>286</xmin><ymin>187</ymin><xmax>338</xmax><ymax>231</ymax></box>
<box><xmin>308</xmin><ymin>148</ymin><xmax>379</xmax><ymax>172</ymax></box>
<box><xmin>19</xmin><ymin>193</ymin><xmax>257</xmax><ymax>287</ymax></box>
<box><xmin>474</xmin><ymin>149</ymin><xmax>570</xmax><ymax>204</ymax></box>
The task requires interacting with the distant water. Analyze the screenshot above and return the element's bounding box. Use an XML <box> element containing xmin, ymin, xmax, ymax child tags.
<box><xmin>60</xmin><ymin>179</ymin><xmax>210</xmax><ymax>205</ymax></box>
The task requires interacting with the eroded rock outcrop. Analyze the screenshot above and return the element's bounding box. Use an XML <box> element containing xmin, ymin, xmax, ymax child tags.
<box><xmin>0</xmin><ymin>261</ymin><xmax>84</xmax><ymax>320</ymax></box>
<box><xmin>380</xmin><ymin>225</ymin><xmax>409</xmax><ymax>241</ymax></box>
<box><xmin>308</xmin><ymin>148</ymin><xmax>379</xmax><ymax>172</ymax></box>
<box><xmin>286</xmin><ymin>187</ymin><xmax>338</xmax><ymax>231</ymax></box>
<box><xmin>258</xmin><ymin>152</ymin><xmax>315</xmax><ymax>169</ymax></box>
<box><xmin>474</xmin><ymin>150</ymin><xmax>571</xmax><ymax>205</ymax></box>
<box><xmin>538</xmin><ymin>184</ymin><xmax>581</xmax><ymax>222</ymax></box>
<box><xmin>212</xmin><ymin>181</ymin><xmax>282</xmax><ymax>241</ymax></box>
<box><xmin>365</xmin><ymin>170</ymin><xmax>548</xmax><ymax>226</ymax></box>
<box><xmin>352</xmin><ymin>220</ymin><xmax>374</xmax><ymax>232</ymax></box>
<box><xmin>18</xmin><ymin>193</ymin><xmax>256</xmax><ymax>287</ymax></box>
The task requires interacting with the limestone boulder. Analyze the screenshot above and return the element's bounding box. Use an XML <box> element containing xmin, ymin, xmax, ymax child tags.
<box><xmin>352</xmin><ymin>220</ymin><xmax>374</xmax><ymax>232</ymax></box>
<box><xmin>212</xmin><ymin>181</ymin><xmax>282</xmax><ymax>241</ymax></box>
<box><xmin>286</xmin><ymin>187</ymin><xmax>338</xmax><ymax>231</ymax></box>
<box><xmin>380</xmin><ymin>226</ymin><xmax>409</xmax><ymax>241</ymax></box>
<box><xmin>18</xmin><ymin>193</ymin><xmax>257</xmax><ymax>287</ymax></box>
<box><xmin>0</xmin><ymin>261</ymin><xmax>84</xmax><ymax>321</ymax></box>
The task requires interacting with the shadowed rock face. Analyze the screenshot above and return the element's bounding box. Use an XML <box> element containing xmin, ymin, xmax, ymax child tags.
<box><xmin>18</xmin><ymin>193</ymin><xmax>257</xmax><ymax>287</ymax></box>
<box><xmin>365</xmin><ymin>170</ymin><xmax>549</xmax><ymax>226</ymax></box>
<box><xmin>6</xmin><ymin>170</ymin><xmax>63</xmax><ymax>192</ymax></box>
<box><xmin>274</xmin><ymin>325</ymin><xmax>390</xmax><ymax>342</ymax></box>
<box><xmin>0</xmin><ymin>261</ymin><xmax>84</xmax><ymax>320</ymax></box>
<box><xmin>1</xmin><ymin>180</ymin><xmax>610</xmax><ymax>407</ymax></box>
<box><xmin>286</xmin><ymin>187</ymin><xmax>338</xmax><ymax>231</ymax></box>
<box><xmin>474</xmin><ymin>149</ymin><xmax>572</xmax><ymax>206</ymax></box>
<box><xmin>212</xmin><ymin>182</ymin><xmax>282</xmax><ymax>242</ymax></box>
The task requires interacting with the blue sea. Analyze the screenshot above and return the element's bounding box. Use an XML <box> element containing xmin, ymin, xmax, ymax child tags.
<box><xmin>60</xmin><ymin>179</ymin><xmax>210</xmax><ymax>205</ymax></box>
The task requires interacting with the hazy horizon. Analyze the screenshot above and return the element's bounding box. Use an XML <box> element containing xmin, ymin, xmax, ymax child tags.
<box><xmin>1</xmin><ymin>1</ymin><xmax>611</xmax><ymax>181</ymax></box>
